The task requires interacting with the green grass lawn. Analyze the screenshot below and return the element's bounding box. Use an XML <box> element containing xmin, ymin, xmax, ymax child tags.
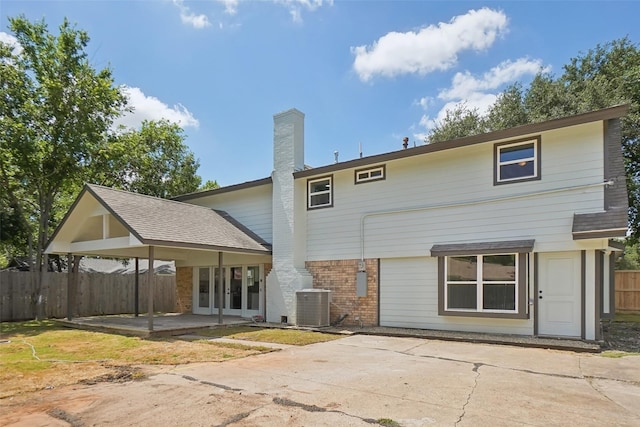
<box><xmin>0</xmin><ymin>320</ymin><xmax>343</xmax><ymax>398</ymax></box>
<box><xmin>614</xmin><ymin>311</ymin><xmax>640</xmax><ymax>322</ymax></box>
<box><xmin>194</xmin><ymin>325</ymin><xmax>342</xmax><ymax>346</ymax></box>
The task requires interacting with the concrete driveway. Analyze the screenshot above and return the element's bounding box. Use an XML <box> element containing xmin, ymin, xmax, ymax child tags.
<box><xmin>3</xmin><ymin>335</ymin><xmax>639</xmax><ymax>426</ymax></box>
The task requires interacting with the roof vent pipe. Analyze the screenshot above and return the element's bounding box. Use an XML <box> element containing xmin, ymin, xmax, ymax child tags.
<box><xmin>334</xmin><ymin>150</ymin><xmax>339</xmax><ymax>163</ymax></box>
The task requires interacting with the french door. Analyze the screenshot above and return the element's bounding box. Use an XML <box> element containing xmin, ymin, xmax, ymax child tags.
<box><xmin>193</xmin><ymin>265</ymin><xmax>262</xmax><ymax>317</ymax></box>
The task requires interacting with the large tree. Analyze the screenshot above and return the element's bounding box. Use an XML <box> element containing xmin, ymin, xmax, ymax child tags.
<box><xmin>427</xmin><ymin>37</ymin><xmax>640</xmax><ymax>242</ymax></box>
<box><xmin>0</xmin><ymin>16</ymin><xmax>126</xmax><ymax>276</ymax></box>
<box><xmin>0</xmin><ymin>16</ymin><xmax>209</xmax><ymax>319</ymax></box>
<box><xmin>93</xmin><ymin>120</ymin><xmax>202</xmax><ymax>198</ymax></box>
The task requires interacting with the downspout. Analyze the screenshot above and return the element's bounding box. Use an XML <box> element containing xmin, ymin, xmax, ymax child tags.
<box><xmin>359</xmin><ymin>180</ymin><xmax>612</xmax><ymax>261</ymax></box>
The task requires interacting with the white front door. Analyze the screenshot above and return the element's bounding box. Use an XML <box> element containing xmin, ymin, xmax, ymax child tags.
<box><xmin>538</xmin><ymin>252</ymin><xmax>581</xmax><ymax>337</ymax></box>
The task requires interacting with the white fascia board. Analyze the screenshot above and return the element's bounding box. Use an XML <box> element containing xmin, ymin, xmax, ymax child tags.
<box><xmin>69</xmin><ymin>236</ymin><xmax>133</xmax><ymax>253</ymax></box>
<box><xmin>129</xmin><ymin>233</ymin><xmax>144</xmax><ymax>246</ymax></box>
<box><xmin>44</xmin><ymin>241</ymin><xmax>71</xmax><ymax>254</ymax></box>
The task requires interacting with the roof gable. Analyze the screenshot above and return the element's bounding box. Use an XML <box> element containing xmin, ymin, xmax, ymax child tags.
<box><xmin>46</xmin><ymin>184</ymin><xmax>271</xmax><ymax>256</ymax></box>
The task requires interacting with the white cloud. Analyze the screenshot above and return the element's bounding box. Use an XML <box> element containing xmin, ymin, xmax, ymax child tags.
<box><xmin>439</xmin><ymin>58</ymin><xmax>547</xmax><ymax>100</ymax></box>
<box><xmin>173</xmin><ymin>0</ymin><xmax>212</xmax><ymax>29</ymax></box>
<box><xmin>414</xmin><ymin>58</ymin><xmax>547</xmax><ymax>138</ymax></box>
<box><xmin>0</xmin><ymin>31</ymin><xmax>22</xmax><ymax>55</ymax></box>
<box><xmin>218</xmin><ymin>0</ymin><xmax>239</xmax><ymax>15</ymax></box>
<box><xmin>274</xmin><ymin>0</ymin><xmax>333</xmax><ymax>23</ymax></box>
<box><xmin>115</xmin><ymin>86</ymin><xmax>199</xmax><ymax>130</ymax></box>
<box><xmin>352</xmin><ymin>8</ymin><xmax>508</xmax><ymax>82</ymax></box>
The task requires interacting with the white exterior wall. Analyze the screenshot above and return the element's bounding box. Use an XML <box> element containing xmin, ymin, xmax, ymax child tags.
<box><xmin>181</xmin><ymin>185</ymin><xmax>273</xmax><ymax>244</ymax></box>
<box><xmin>379</xmin><ymin>257</ymin><xmax>534</xmax><ymax>335</ymax></box>
<box><xmin>306</xmin><ymin>123</ymin><xmax>606</xmax><ymax>261</ymax></box>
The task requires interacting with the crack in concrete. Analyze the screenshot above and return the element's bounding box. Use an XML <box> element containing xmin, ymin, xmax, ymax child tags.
<box><xmin>577</xmin><ymin>357</ymin><xmax>639</xmax><ymax>416</ymax></box>
<box><xmin>214</xmin><ymin>408</ymin><xmax>258</xmax><ymax>427</ymax></box>
<box><xmin>272</xmin><ymin>397</ymin><xmax>379</xmax><ymax>424</ymax></box>
<box><xmin>455</xmin><ymin>363</ymin><xmax>482</xmax><ymax>426</ymax></box>
<box><xmin>176</xmin><ymin>374</ymin><xmax>244</xmax><ymax>392</ymax></box>
<box><xmin>47</xmin><ymin>408</ymin><xmax>85</xmax><ymax>427</ymax></box>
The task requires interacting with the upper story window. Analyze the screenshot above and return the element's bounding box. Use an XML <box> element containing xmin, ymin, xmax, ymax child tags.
<box><xmin>355</xmin><ymin>165</ymin><xmax>385</xmax><ymax>184</ymax></box>
<box><xmin>494</xmin><ymin>136</ymin><xmax>541</xmax><ymax>185</ymax></box>
<box><xmin>308</xmin><ymin>176</ymin><xmax>333</xmax><ymax>209</ymax></box>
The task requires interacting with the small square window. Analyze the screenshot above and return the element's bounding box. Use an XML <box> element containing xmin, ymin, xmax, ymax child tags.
<box><xmin>308</xmin><ymin>176</ymin><xmax>333</xmax><ymax>209</ymax></box>
<box><xmin>494</xmin><ymin>137</ymin><xmax>541</xmax><ymax>185</ymax></box>
<box><xmin>355</xmin><ymin>165</ymin><xmax>386</xmax><ymax>184</ymax></box>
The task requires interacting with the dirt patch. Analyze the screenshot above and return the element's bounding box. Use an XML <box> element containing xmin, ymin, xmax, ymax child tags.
<box><xmin>79</xmin><ymin>365</ymin><xmax>146</xmax><ymax>385</ymax></box>
<box><xmin>601</xmin><ymin>320</ymin><xmax>640</xmax><ymax>352</ymax></box>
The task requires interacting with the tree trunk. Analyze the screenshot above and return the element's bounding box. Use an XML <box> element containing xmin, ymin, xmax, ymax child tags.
<box><xmin>34</xmin><ymin>192</ymin><xmax>53</xmax><ymax>321</ymax></box>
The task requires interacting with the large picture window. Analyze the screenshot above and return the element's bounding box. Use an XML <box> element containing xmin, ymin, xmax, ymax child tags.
<box><xmin>308</xmin><ymin>176</ymin><xmax>333</xmax><ymax>209</ymax></box>
<box><xmin>494</xmin><ymin>136</ymin><xmax>541</xmax><ymax>184</ymax></box>
<box><xmin>446</xmin><ymin>254</ymin><xmax>518</xmax><ymax>313</ymax></box>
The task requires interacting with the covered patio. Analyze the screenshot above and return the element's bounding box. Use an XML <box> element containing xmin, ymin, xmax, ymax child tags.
<box><xmin>55</xmin><ymin>313</ymin><xmax>255</xmax><ymax>338</ymax></box>
<box><xmin>45</xmin><ymin>184</ymin><xmax>272</xmax><ymax>332</ymax></box>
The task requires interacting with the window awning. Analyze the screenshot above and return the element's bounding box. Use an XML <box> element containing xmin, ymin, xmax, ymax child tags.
<box><xmin>430</xmin><ymin>239</ymin><xmax>535</xmax><ymax>257</ymax></box>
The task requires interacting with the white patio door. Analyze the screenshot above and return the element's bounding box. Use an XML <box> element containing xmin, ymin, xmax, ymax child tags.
<box><xmin>193</xmin><ymin>265</ymin><xmax>262</xmax><ymax>317</ymax></box>
<box><xmin>538</xmin><ymin>252</ymin><xmax>581</xmax><ymax>337</ymax></box>
<box><xmin>193</xmin><ymin>267</ymin><xmax>213</xmax><ymax>315</ymax></box>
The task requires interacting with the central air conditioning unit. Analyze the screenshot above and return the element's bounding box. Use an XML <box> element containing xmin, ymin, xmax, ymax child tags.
<box><xmin>296</xmin><ymin>289</ymin><xmax>331</xmax><ymax>327</ymax></box>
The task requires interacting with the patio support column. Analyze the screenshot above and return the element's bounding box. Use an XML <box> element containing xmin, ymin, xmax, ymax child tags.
<box><xmin>217</xmin><ymin>251</ymin><xmax>224</xmax><ymax>324</ymax></box>
<box><xmin>134</xmin><ymin>257</ymin><xmax>139</xmax><ymax>317</ymax></box>
<box><xmin>148</xmin><ymin>246</ymin><xmax>155</xmax><ymax>331</ymax></box>
<box><xmin>66</xmin><ymin>253</ymin><xmax>73</xmax><ymax>320</ymax></box>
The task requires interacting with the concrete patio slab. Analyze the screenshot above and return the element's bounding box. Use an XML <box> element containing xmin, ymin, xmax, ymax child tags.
<box><xmin>1</xmin><ymin>335</ymin><xmax>638</xmax><ymax>426</ymax></box>
<box><xmin>55</xmin><ymin>313</ymin><xmax>253</xmax><ymax>337</ymax></box>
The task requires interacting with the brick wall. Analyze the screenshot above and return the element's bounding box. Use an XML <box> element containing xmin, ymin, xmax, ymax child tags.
<box><xmin>305</xmin><ymin>259</ymin><xmax>378</xmax><ymax>326</ymax></box>
<box><xmin>176</xmin><ymin>266</ymin><xmax>193</xmax><ymax>313</ymax></box>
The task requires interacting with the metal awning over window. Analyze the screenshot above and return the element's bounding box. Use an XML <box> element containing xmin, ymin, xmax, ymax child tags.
<box><xmin>430</xmin><ymin>239</ymin><xmax>535</xmax><ymax>257</ymax></box>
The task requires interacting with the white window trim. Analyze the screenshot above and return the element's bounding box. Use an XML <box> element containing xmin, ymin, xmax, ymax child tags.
<box><xmin>355</xmin><ymin>165</ymin><xmax>385</xmax><ymax>184</ymax></box>
<box><xmin>308</xmin><ymin>176</ymin><xmax>332</xmax><ymax>209</ymax></box>
<box><xmin>444</xmin><ymin>254</ymin><xmax>519</xmax><ymax>314</ymax></box>
<box><xmin>495</xmin><ymin>137</ymin><xmax>540</xmax><ymax>184</ymax></box>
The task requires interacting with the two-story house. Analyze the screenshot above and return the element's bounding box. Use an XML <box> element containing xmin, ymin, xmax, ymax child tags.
<box><xmin>46</xmin><ymin>104</ymin><xmax>629</xmax><ymax>340</ymax></box>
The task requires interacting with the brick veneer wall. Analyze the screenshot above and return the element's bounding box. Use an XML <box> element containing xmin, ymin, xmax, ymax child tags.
<box><xmin>176</xmin><ymin>266</ymin><xmax>193</xmax><ymax>313</ymax></box>
<box><xmin>305</xmin><ymin>259</ymin><xmax>378</xmax><ymax>326</ymax></box>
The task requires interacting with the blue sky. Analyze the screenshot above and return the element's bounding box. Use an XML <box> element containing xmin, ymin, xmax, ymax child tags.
<box><xmin>1</xmin><ymin>1</ymin><xmax>639</xmax><ymax>187</ymax></box>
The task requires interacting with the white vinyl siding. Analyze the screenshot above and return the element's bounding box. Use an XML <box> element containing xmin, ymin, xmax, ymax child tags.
<box><xmin>305</xmin><ymin>122</ymin><xmax>605</xmax><ymax>261</ymax></box>
<box><xmin>380</xmin><ymin>258</ymin><xmax>533</xmax><ymax>335</ymax></box>
<box><xmin>181</xmin><ymin>184</ymin><xmax>273</xmax><ymax>244</ymax></box>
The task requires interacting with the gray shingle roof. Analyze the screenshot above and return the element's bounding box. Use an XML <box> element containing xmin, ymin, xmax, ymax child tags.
<box><xmin>86</xmin><ymin>184</ymin><xmax>271</xmax><ymax>254</ymax></box>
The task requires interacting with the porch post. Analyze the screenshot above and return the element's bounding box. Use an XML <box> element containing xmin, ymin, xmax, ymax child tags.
<box><xmin>134</xmin><ymin>257</ymin><xmax>139</xmax><ymax>317</ymax></box>
<box><xmin>66</xmin><ymin>253</ymin><xmax>73</xmax><ymax>320</ymax></box>
<box><xmin>217</xmin><ymin>251</ymin><xmax>223</xmax><ymax>324</ymax></box>
<box><xmin>148</xmin><ymin>246</ymin><xmax>155</xmax><ymax>331</ymax></box>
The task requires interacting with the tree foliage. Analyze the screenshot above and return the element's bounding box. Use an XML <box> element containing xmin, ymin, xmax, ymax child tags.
<box><xmin>93</xmin><ymin>120</ymin><xmax>201</xmax><ymax>198</ymax></box>
<box><xmin>427</xmin><ymin>37</ymin><xmax>640</xmax><ymax>242</ymax></box>
<box><xmin>0</xmin><ymin>15</ymin><xmax>206</xmax><ymax>276</ymax></box>
<box><xmin>0</xmin><ymin>16</ymin><xmax>126</xmax><ymax>273</ymax></box>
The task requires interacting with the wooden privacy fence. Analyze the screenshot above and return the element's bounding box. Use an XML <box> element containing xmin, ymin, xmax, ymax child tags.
<box><xmin>615</xmin><ymin>271</ymin><xmax>640</xmax><ymax>311</ymax></box>
<box><xmin>0</xmin><ymin>271</ymin><xmax>176</xmax><ymax>322</ymax></box>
